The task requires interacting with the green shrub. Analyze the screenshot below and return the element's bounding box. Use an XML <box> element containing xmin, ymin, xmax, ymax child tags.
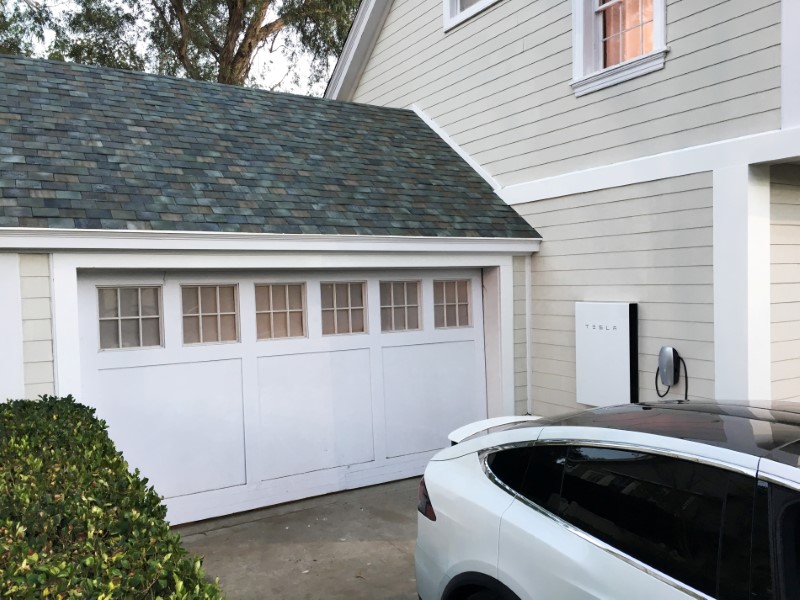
<box><xmin>0</xmin><ymin>396</ymin><xmax>223</xmax><ymax>599</ymax></box>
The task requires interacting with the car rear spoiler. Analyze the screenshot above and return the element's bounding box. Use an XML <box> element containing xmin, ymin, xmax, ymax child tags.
<box><xmin>448</xmin><ymin>415</ymin><xmax>541</xmax><ymax>445</ymax></box>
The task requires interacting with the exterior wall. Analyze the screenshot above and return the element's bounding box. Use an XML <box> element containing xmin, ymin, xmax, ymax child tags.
<box><xmin>0</xmin><ymin>253</ymin><xmax>25</xmax><ymax>401</ymax></box>
<box><xmin>513</xmin><ymin>255</ymin><xmax>528</xmax><ymax>415</ymax></box>
<box><xmin>771</xmin><ymin>164</ymin><xmax>800</xmax><ymax>401</ymax></box>
<box><xmin>20</xmin><ymin>253</ymin><xmax>55</xmax><ymax>397</ymax></box>
<box><xmin>516</xmin><ymin>173</ymin><xmax>714</xmax><ymax>417</ymax></box>
<box><xmin>352</xmin><ymin>0</ymin><xmax>781</xmax><ymax>186</ymax></box>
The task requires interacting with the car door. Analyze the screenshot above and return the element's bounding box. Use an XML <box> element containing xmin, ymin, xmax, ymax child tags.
<box><xmin>495</xmin><ymin>444</ymin><xmax>757</xmax><ymax>599</ymax></box>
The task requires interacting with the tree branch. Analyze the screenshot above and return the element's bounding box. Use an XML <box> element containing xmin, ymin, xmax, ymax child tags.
<box><xmin>167</xmin><ymin>0</ymin><xmax>200</xmax><ymax>79</ymax></box>
<box><xmin>151</xmin><ymin>0</ymin><xmax>202</xmax><ymax>80</ymax></box>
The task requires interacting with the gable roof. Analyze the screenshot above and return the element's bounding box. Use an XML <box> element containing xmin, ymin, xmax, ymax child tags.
<box><xmin>0</xmin><ymin>55</ymin><xmax>538</xmax><ymax>239</ymax></box>
<box><xmin>325</xmin><ymin>0</ymin><xmax>391</xmax><ymax>101</ymax></box>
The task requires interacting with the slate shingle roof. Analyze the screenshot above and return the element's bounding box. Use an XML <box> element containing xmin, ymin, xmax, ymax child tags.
<box><xmin>0</xmin><ymin>55</ymin><xmax>539</xmax><ymax>238</ymax></box>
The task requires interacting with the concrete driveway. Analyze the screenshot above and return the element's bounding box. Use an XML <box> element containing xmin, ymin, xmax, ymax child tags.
<box><xmin>176</xmin><ymin>478</ymin><xmax>420</xmax><ymax>599</ymax></box>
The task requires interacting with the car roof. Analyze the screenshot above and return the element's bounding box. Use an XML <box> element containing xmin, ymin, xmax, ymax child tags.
<box><xmin>506</xmin><ymin>401</ymin><xmax>800</xmax><ymax>467</ymax></box>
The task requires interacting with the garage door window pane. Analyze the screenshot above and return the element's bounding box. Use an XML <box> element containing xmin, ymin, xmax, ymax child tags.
<box><xmin>99</xmin><ymin>288</ymin><xmax>118</xmax><ymax>318</ymax></box>
<box><xmin>289</xmin><ymin>311</ymin><xmax>303</xmax><ymax>336</ymax></box>
<box><xmin>273</xmin><ymin>312</ymin><xmax>288</xmax><ymax>338</ymax></box>
<box><xmin>321</xmin><ymin>282</ymin><xmax>367</xmax><ymax>335</ymax></box>
<box><xmin>97</xmin><ymin>287</ymin><xmax>162</xmax><ymax>350</ymax></box>
<box><xmin>322</xmin><ymin>309</ymin><xmax>335</xmax><ymax>335</ymax></box>
<box><xmin>256</xmin><ymin>284</ymin><xmax>306</xmax><ymax>340</ymax></box>
<box><xmin>202</xmin><ymin>315</ymin><xmax>219</xmax><ymax>341</ymax></box>
<box><xmin>219</xmin><ymin>286</ymin><xmax>236</xmax><ymax>313</ymax></box>
<box><xmin>182</xmin><ymin>287</ymin><xmax>199</xmax><ymax>314</ymax></box>
<box><xmin>272</xmin><ymin>286</ymin><xmax>287</xmax><ymax>311</ymax></box>
<box><xmin>182</xmin><ymin>285</ymin><xmax>239</xmax><ymax>344</ymax></box>
<box><xmin>183</xmin><ymin>316</ymin><xmax>200</xmax><ymax>344</ymax></box>
<box><xmin>141</xmin><ymin>318</ymin><xmax>160</xmax><ymax>346</ymax></box>
<box><xmin>140</xmin><ymin>288</ymin><xmax>159</xmax><ymax>316</ymax></box>
<box><xmin>380</xmin><ymin>281</ymin><xmax>420</xmax><ymax>332</ymax></box>
<box><xmin>434</xmin><ymin>280</ymin><xmax>471</xmax><ymax>328</ymax></box>
<box><xmin>200</xmin><ymin>287</ymin><xmax>217</xmax><ymax>313</ymax></box>
<box><xmin>120</xmin><ymin>319</ymin><xmax>140</xmax><ymax>348</ymax></box>
<box><xmin>99</xmin><ymin>319</ymin><xmax>119</xmax><ymax>349</ymax></box>
<box><xmin>120</xmin><ymin>288</ymin><xmax>139</xmax><ymax>317</ymax></box>
<box><xmin>220</xmin><ymin>314</ymin><xmax>237</xmax><ymax>341</ymax></box>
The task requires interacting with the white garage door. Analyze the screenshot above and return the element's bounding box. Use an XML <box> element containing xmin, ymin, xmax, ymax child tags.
<box><xmin>78</xmin><ymin>269</ymin><xmax>486</xmax><ymax>522</ymax></box>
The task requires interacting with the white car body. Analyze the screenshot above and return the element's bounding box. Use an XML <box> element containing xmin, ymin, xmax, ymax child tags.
<box><xmin>415</xmin><ymin>403</ymin><xmax>800</xmax><ymax>600</ymax></box>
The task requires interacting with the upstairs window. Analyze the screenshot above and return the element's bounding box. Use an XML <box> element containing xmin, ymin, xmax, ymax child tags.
<box><xmin>443</xmin><ymin>0</ymin><xmax>502</xmax><ymax>31</ymax></box>
<box><xmin>599</xmin><ymin>0</ymin><xmax>654</xmax><ymax>67</ymax></box>
<box><xmin>572</xmin><ymin>0</ymin><xmax>667</xmax><ymax>97</ymax></box>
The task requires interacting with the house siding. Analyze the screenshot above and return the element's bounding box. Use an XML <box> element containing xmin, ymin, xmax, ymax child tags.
<box><xmin>771</xmin><ymin>164</ymin><xmax>800</xmax><ymax>402</ymax></box>
<box><xmin>515</xmin><ymin>173</ymin><xmax>714</xmax><ymax>417</ymax></box>
<box><xmin>20</xmin><ymin>254</ymin><xmax>55</xmax><ymax>398</ymax></box>
<box><xmin>352</xmin><ymin>0</ymin><xmax>781</xmax><ymax>186</ymax></box>
<box><xmin>513</xmin><ymin>255</ymin><xmax>529</xmax><ymax>415</ymax></box>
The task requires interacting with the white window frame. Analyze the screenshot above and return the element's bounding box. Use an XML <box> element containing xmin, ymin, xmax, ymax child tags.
<box><xmin>571</xmin><ymin>0</ymin><xmax>668</xmax><ymax>97</ymax></box>
<box><xmin>181</xmin><ymin>284</ymin><xmax>240</xmax><ymax>345</ymax></box>
<box><xmin>379</xmin><ymin>280</ymin><xmax>422</xmax><ymax>333</ymax></box>
<box><xmin>97</xmin><ymin>285</ymin><xmax>163</xmax><ymax>351</ymax></box>
<box><xmin>255</xmin><ymin>283</ymin><xmax>307</xmax><ymax>340</ymax></box>
<box><xmin>433</xmin><ymin>279</ymin><xmax>472</xmax><ymax>329</ymax></box>
<box><xmin>320</xmin><ymin>281</ymin><xmax>368</xmax><ymax>336</ymax></box>
<box><xmin>443</xmin><ymin>0</ymin><xmax>502</xmax><ymax>32</ymax></box>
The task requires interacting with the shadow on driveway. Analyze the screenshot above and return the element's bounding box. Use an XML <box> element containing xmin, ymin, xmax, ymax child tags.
<box><xmin>176</xmin><ymin>478</ymin><xmax>420</xmax><ymax>599</ymax></box>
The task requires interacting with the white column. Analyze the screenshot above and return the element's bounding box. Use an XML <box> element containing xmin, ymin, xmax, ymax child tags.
<box><xmin>713</xmin><ymin>164</ymin><xmax>771</xmax><ymax>402</ymax></box>
<box><xmin>0</xmin><ymin>253</ymin><xmax>25</xmax><ymax>400</ymax></box>
<box><xmin>482</xmin><ymin>261</ymin><xmax>515</xmax><ymax>417</ymax></box>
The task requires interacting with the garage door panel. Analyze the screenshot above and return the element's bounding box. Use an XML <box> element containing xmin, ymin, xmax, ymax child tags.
<box><xmin>383</xmin><ymin>341</ymin><xmax>485</xmax><ymax>458</ymax></box>
<box><xmin>257</xmin><ymin>349</ymin><xmax>375</xmax><ymax>480</ymax></box>
<box><xmin>96</xmin><ymin>359</ymin><xmax>246</xmax><ymax>498</ymax></box>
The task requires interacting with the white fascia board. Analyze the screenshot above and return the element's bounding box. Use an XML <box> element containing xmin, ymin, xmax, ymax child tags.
<box><xmin>412</xmin><ymin>104</ymin><xmax>501</xmax><ymax>191</ymax></box>
<box><xmin>0</xmin><ymin>228</ymin><xmax>540</xmax><ymax>255</ymax></box>
<box><xmin>324</xmin><ymin>0</ymin><xmax>392</xmax><ymax>101</ymax></box>
<box><xmin>499</xmin><ymin>126</ymin><xmax>800</xmax><ymax>204</ymax></box>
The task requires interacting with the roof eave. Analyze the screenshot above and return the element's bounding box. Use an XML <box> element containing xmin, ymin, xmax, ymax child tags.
<box><xmin>0</xmin><ymin>227</ymin><xmax>542</xmax><ymax>254</ymax></box>
<box><xmin>325</xmin><ymin>0</ymin><xmax>393</xmax><ymax>101</ymax></box>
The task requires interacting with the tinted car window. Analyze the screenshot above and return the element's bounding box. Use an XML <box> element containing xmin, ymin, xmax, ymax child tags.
<box><xmin>559</xmin><ymin>446</ymin><xmax>756</xmax><ymax>598</ymax></box>
<box><xmin>487</xmin><ymin>447</ymin><xmax>533</xmax><ymax>494</ymax></box>
<box><xmin>518</xmin><ymin>445</ymin><xmax>566</xmax><ymax>513</ymax></box>
<box><xmin>750</xmin><ymin>481</ymin><xmax>773</xmax><ymax>599</ymax></box>
<box><xmin>487</xmin><ymin>445</ymin><xmax>566</xmax><ymax>514</ymax></box>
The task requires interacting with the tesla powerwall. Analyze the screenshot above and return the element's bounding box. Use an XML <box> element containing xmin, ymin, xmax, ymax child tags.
<box><xmin>575</xmin><ymin>302</ymin><xmax>638</xmax><ymax>407</ymax></box>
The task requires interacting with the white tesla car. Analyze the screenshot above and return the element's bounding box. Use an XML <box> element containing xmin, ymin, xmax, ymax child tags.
<box><xmin>416</xmin><ymin>402</ymin><xmax>800</xmax><ymax>600</ymax></box>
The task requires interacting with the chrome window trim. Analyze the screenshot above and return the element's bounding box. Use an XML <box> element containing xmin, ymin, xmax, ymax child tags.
<box><xmin>757</xmin><ymin>471</ymin><xmax>800</xmax><ymax>492</ymax></box>
<box><xmin>480</xmin><ymin>440</ymin><xmax>744</xmax><ymax>600</ymax></box>
<box><xmin>538</xmin><ymin>438</ymin><xmax>757</xmax><ymax>477</ymax></box>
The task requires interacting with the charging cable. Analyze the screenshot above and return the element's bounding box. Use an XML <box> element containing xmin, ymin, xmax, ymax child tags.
<box><xmin>655</xmin><ymin>357</ymin><xmax>689</xmax><ymax>401</ymax></box>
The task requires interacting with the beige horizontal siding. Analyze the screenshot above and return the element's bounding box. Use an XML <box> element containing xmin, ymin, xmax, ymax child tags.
<box><xmin>771</xmin><ymin>164</ymin><xmax>800</xmax><ymax>401</ymax></box>
<box><xmin>19</xmin><ymin>254</ymin><xmax>54</xmax><ymax>398</ymax></box>
<box><xmin>353</xmin><ymin>0</ymin><xmax>781</xmax><ymax>184</ymax></box>
<box><xmin>518</xmin><ymin>173</ymin><xmax>714</xmax><ymax>415</ymax></box>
